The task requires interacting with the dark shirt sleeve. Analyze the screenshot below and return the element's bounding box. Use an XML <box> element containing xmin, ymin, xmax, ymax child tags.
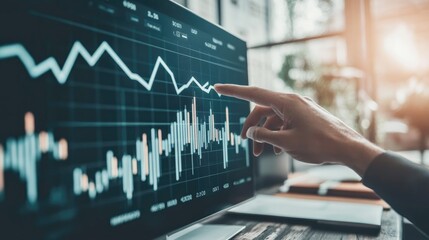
<box><xmin>363</xmin><ymin>151</ymin><xmax>429</xmax><ymax>235</ymax></box>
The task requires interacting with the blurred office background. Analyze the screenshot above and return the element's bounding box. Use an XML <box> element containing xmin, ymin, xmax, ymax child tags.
<box><xmin>173</xmin><ymin>0</ymin><xmax>429</xmax><ymax>184</ymax></box>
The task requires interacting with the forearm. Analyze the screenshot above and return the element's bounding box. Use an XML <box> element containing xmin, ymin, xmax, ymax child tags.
<box><xmin>363</xmin><ymin>152</ymin><xmax>429</xmax><ymax>235</ymax></box>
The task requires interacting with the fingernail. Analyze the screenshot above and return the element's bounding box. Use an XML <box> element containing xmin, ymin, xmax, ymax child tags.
<box><xmin>246</xmin><ymin>126</ymin><xmax>256</xmax><ymax>139</ymax></box>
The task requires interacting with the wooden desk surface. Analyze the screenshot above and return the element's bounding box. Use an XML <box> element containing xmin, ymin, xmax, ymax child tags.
<box><xmin>211</xmin><ymin>210</ymin><xmax>401</xmax><ymax>240</ymax></box>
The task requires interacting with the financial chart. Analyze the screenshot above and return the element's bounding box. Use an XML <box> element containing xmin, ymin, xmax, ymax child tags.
<box><xmin>0</xmin><ymin>1</ymin><xmax>252</xmax><ymax>239</ymax></box>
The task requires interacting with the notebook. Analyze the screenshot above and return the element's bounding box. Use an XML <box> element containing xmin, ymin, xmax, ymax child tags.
<box><xmin>228</xmin><ymin>195</ymin><xmax>383</xmax><ymax>230</ymax></box>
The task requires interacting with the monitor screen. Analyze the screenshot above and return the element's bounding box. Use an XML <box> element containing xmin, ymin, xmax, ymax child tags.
<box><xmin>0</xmin><ymin>0</ymin><xmax>253</xmax><ymax>239</ymax></box>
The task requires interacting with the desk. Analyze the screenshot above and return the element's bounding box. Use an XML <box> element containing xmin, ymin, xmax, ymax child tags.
<box><xmin>212</xmin><ymin>210</ymin><xmax>401</xmax><ymax>239</ymax></box>
<box><xmin>210</xmin><ymin>185</ymin><xmax>402</xmax><ymax>239</ymax></box>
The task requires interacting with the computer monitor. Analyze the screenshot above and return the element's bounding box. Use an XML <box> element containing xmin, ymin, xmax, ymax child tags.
<box><xmin>0</xmin><ymin>0</ymin><xmax>252</xmax><ymax>239</ymax></box>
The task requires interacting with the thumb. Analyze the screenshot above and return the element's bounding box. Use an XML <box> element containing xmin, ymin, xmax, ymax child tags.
<box><xmin>246</xmin><ymin>126</ymin><xmax>285</xmax><ymax>147</ymax></box>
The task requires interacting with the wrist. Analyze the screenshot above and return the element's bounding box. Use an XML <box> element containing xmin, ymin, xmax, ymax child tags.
<box><xmin>340</xmin><ymin>137</ymin><xmax>384</xmax><ymax>177</ymax></box>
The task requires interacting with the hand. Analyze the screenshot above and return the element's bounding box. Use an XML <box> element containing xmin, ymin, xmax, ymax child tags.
<box><xmin>214</xmin><ymin>84</ymin><xmax>384</xmax><ymax>176</ymax></box>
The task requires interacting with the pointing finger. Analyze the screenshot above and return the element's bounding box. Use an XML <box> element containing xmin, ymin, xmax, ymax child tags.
<box><xmin>214</xmin><ymin>84</ymin><xmax>283</xmax><ymax>108</ymax></box>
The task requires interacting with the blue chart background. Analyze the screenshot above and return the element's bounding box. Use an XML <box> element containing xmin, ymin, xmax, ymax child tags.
<box><xmin>0</xmin><ymin>0</ymin><xmax>252</xmax><ymax>239</ymax></box>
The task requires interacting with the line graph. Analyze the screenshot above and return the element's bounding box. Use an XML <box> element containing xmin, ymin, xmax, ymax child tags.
<box><xmin>0</xmin><ymin>41</ymin><xmax>219</xmax><ymax>95</ymax></box>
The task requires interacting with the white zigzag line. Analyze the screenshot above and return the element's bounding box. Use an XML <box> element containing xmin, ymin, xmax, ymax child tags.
<box><xmin>0</xmin><ymin>41</ymin><xmax>220</xmax><ymax>96</ymax></box>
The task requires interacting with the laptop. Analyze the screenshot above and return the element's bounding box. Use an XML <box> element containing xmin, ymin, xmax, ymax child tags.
<box><xmin>229</xmin><ymin>194</ymin><xmax>383</xmax><ymax>230</ymax></box>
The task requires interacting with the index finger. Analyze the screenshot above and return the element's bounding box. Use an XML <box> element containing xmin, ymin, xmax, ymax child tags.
<box><xmin>214</xmin><ymin>84</ymin><xmax>282</xmax><ymax>107</ymax></box>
